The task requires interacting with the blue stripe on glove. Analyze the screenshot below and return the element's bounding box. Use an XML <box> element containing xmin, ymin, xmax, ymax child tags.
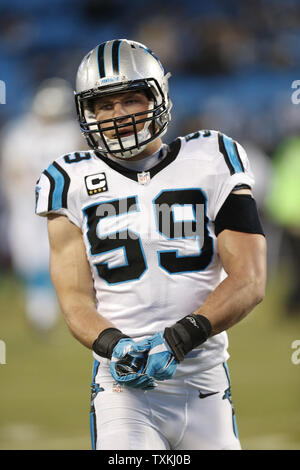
<box><xmin>130</xmin><ymin>332</ymin><xmax>178</xmax><ymax>381</ymax></box>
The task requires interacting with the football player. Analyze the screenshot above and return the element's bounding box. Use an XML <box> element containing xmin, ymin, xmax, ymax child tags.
<box><xmin>35</xmin><ymin>39</ymin><xmax>266</xmax><ymax>449</ymax></box>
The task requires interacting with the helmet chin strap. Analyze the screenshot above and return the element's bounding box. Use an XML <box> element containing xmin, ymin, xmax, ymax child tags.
<box><xmin>104</xmin><ymin>124</ymin><xmax>152</xmax><ymax>159</ymax></box>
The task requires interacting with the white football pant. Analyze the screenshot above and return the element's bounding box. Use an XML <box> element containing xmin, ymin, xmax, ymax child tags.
<box><xmin>90</xmin><ymin>359</ymin><xmax>241</xmax><ymax>450</ymax></box>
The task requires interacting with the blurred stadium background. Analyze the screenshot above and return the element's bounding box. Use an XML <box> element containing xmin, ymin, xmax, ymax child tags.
<box><xmin>0</xmin><ymin>0</ymin><xmax>300</xmax><ymax>450</ymax></box>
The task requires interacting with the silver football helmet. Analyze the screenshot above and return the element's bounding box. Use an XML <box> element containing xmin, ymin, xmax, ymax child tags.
<box><xmin>75</xmin><ymin>39</ymin><xmax>172</xmax><ymax>159</ymax></box>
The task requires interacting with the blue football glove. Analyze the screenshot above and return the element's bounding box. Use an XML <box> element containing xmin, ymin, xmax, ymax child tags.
<box><xmin>130</xmin><ymin>332</ymin><xmax>178</xmax><ymax>381</ymax></box>
<box><xmin>110</xmin><ymin>338</ymin><xmax>156</xmax><ymax>390</ymax></box>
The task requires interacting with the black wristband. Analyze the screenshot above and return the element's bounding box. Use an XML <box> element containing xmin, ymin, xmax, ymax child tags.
<box><xmin>164</xmin><ymin>314</ymin><xmax>212</xmax><ymax>362</ymax></box>
<box><xmin>92</xmin><ymin>328</ymin><xmax>129</xmax><ymax>359</ymax></box>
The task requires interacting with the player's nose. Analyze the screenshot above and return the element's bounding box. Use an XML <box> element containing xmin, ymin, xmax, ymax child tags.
<box><xmin>113</xmin><ymin>101</ymin><xmax>127</xmax><ymax>119</ymax></box>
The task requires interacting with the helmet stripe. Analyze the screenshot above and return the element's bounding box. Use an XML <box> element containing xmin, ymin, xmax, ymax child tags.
<box><xmin>111</xmin><ymin>40</ymin><xmax>122</xmax><ymax>75</ymax></box>
<box><xmin>97</xmin><ymin>42</ymin><xmax>106</xmax><ymax>78</ymax></box>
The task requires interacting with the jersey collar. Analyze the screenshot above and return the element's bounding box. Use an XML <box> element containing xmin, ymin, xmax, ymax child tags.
<box><xmin>94</xmin><ymin>138</ymin><xmax>181</xmax><ymax>182</ymax></box>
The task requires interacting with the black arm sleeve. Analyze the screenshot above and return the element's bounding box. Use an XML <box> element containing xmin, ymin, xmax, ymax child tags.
<box><xmin>214</xmin><ymin>193</ymin><xmax>265</xmax><ymax>237</ymax></box>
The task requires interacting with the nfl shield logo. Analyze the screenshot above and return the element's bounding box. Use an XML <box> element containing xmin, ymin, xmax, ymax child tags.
<box><xmin>137</xmin><ymin>171</ymin><xmax>150</xmax><ymax>185</ymax></box>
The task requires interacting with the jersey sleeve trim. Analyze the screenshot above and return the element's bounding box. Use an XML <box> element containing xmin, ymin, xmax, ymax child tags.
<box><xmin>218</xmin><ymin>132</ymin><xmax>245</xmax><ymax>175</ymax></box>
<box><xmin>43</xmin><ymin>161</ymin><xmax>70</xmax><ymax>211</ymax></box>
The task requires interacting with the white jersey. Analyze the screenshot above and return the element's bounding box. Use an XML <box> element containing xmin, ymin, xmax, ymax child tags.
<box><xmin>36</xmin><ymin>130</ymin><xmax>255</xmax><ymax>371</ymax></box>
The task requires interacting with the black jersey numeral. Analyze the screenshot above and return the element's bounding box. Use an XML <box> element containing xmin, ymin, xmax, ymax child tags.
<box><xmin>83</xmin><ymin>197</ymin><xmax>147</xmax><ymax>284</ymax></box>
<box><xmin>83</xmin><ymin>189</ymin><xmax>213</xmax><ymax>284</ymax></box>
<box><xmin>64</xmin><ymin>152</ymin><xmax>91</xmax><ymax>164</ymax></box>
<box><xmin>153</xmin><ymin>189</ymin><xmax>213</xmax><ymax>274</ymax></box>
